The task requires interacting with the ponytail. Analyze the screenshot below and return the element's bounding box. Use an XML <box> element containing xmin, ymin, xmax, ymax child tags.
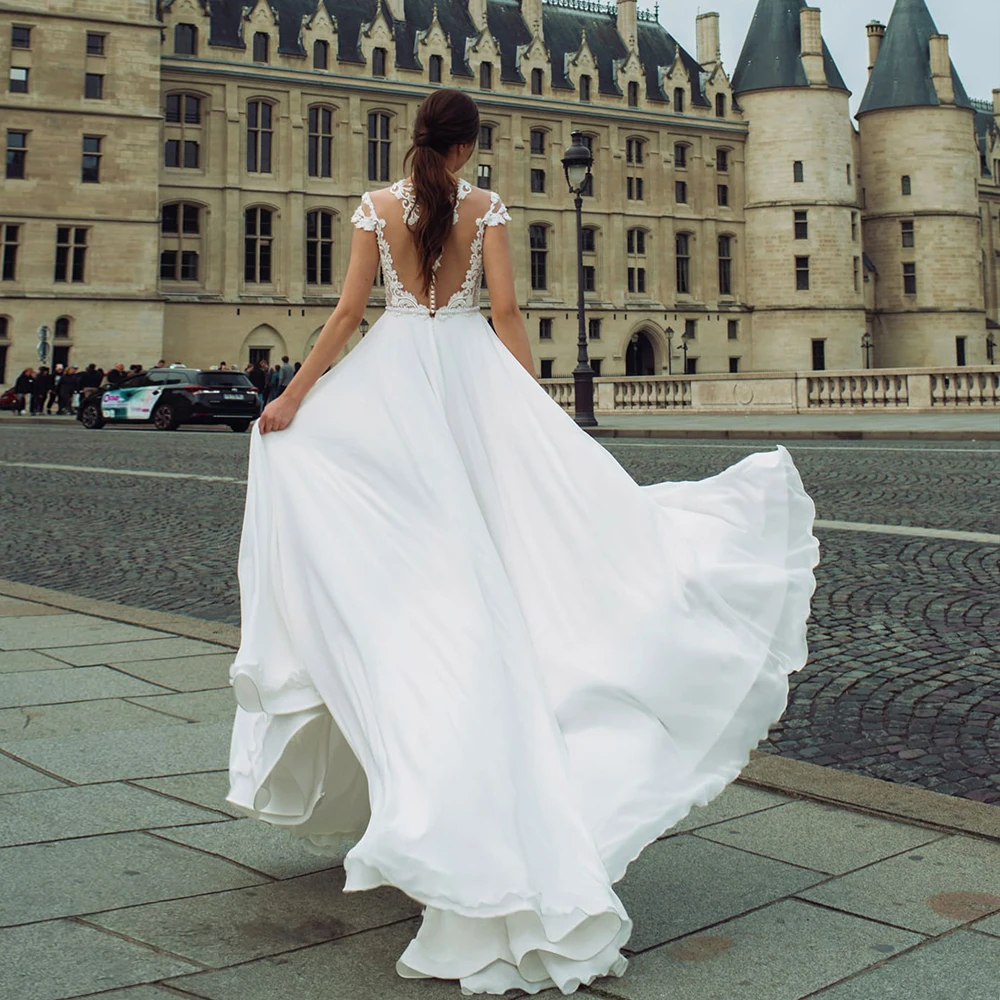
<box><xmin>403</xmin><ymin>89</ymin><xmax>480</xmax><ymax>295</ymax></box>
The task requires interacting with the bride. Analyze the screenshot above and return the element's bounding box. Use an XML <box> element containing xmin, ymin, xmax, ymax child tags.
<box><xmin>227</xmin><ymin>88</ymin><xmax>819</xmax><ymax>995</ymax></box>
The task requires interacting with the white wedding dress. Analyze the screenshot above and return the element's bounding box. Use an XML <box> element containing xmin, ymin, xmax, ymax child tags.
<box><xmin>227</xmin><ymin>178</ymin><xmax>819</xmax><ymax>995</ymax></box>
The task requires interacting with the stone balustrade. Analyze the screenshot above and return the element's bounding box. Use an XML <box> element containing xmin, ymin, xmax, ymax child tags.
<box><xmin>539</xmin><ymin>368</ymin><xmax>1000</xmax><ymax>413</ymax></box>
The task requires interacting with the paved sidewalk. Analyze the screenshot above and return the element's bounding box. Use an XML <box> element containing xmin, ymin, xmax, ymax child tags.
<box><xmin>1</xmin><ymin>582</ymin><xmax>999</xmax><ymax>1000</ymax></box>
<box><xmin>3</xmin><ymin>410</ymin><xmax>998</xmax><ymax>440</ymax></box>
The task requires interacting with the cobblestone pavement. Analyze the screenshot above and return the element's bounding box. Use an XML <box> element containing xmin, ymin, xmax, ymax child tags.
<box><xmin>1</xmin><ymin>424</ymin><xmax>998</xmax><ymax>803</ymax></box>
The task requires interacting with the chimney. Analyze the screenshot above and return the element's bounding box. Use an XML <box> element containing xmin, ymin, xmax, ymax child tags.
<box><xmin>799</xmin><ymin>7</ymin><xmax>826</xmax><ymax>86</ymax></box>
<box><xmin>617</xmin><ymin>0</ymin><xmax>637</xmax><ymax>53</ymax></box>
<box><xmin>929</xmin><ymin>34</ymin><xmax>955</xmax><ymax>104</ymax></box>
<box><xmin>866</xmin><ymin>21</ymin><xmax>885</xmax><ymax>76</ymax></box>
<box><xmin>521</xmin><ymin>0</ymin><xmax>542</xmax><ymax>38</ymax></box>
<box><xmin>696</xmin><ymin>12</ymin><xmax>720</xmax><ymax>68</ymax></box>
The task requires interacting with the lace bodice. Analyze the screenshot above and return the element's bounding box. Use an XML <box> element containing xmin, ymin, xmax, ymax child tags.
<box><xmin>350</xmin><ymin>178</ymin><xmax>511</xmax><ymax>315</ymax></box>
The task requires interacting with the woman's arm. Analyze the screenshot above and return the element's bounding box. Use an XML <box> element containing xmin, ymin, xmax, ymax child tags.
<box><xmin>257</xmin><ymin>227</ymin><xmax>379</xmax><ymax>433</ymax></box>
<box><xmin>482</xmin><ymin>222</ymin><xmax>536</xmax><ymax>378</ymax></box>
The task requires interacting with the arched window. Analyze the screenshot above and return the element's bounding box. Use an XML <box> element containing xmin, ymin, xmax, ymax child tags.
<box><xmin>480</xmin><ymin>61</ymin><xmax>493</xmax><ymax>89</ymax></box>
<box><xmin>676</xmin><ymin>232</ymin><xmax>692</xmax><ymax>294</ymax></box>
<box><xmin>306</xmin><ymin>209</ymin><xmax>335</xmax><ymax>285</ymax></box>
<box><xmin>718</xmin><ymin>235</ymin><xmax>733</xmax><ymax>296</ymax></box>
<box><xmin>627</xmin><ymin>80</ymin><xmax>638</xmax><ymax>107</ymax></box>
<box><xmin>673</xmin><ymin>87</ymin><xmax>685</xmax><ymax>113</ymax></box>
<box><xmin>372</xmin><ymin>47</ymin><xmax>387</xmax><ymax>77</ymax></box>
<box><xmin>252</xmin><ymin>32</ymin><xmax>269</xmax><ymax>63</ymax></box>
<box><xmin>160</xmin><ymin>202</ymin><xmax>202</xmax><ymax>282</ymax></box>
<box><xmin>54</xmin><ymin>316</ymin><xmax>71</xmax><ymax>339</ymax></box>
<box><xmin>530</xmin><ymin>128</ymin><xmax>545</xmax><ymax>155</ymax></box>
<box><xmin>313</xmin><ymin>40</ymin><xmax>328</xmax><ymax>69</ymax></box>
<box><xmin>626</xmin><ymin>137</ymin><xmax>644</xmax><ymax>165</ymax></box>
<box><xmin>715</xmin><ymin>93</ymin><xmax>726</xmax><ymax>117</ymax></box>
<box><xmin>247</xmin><ymin>99</ymin><xmax>274</xmax><ymax>173</ymax></box>
<box><xmin>531</xmin><ymin>68</ymin><xmax>543</xmax><ymax>94</ymax></box>
<box><xmin>626</xmin><ymin>228</ymin><xmax>647</xmax><ymax>294</ymax></box>
<box><xmin>529</xmin><ymin>224</ymin><xmax>548</xmax><ymax>290</ymax></box>
<box><xmin>479</xmin><ymin>124</ymin><xmax>494</xmax><ymax>150</ymax></box>
<box><xmin>244</xmin><ymin>207</ymin><xmax>274</xmax><ymax>283</ymax></box>
<box><xmin>581</xmin><ymin>226</ymin><xmax>597</xmax><ymax>253</ymax></box>
<box><xmin>674</xmin><ymin>142</ymin><xmax>688</xmax><ymax>169</ymax></box>
<box><xmin>429</xmin><ymin>54</ymin><xmax>443</xmax><ymax>83</ymax></box>
<box><xmin>308</xmin><ymin>105</ymin><xmax>333</xmax><ymax>178</ymax></box>
<box><xmin>164</xmin><ymin>92</ymin><xmax>203</xmax><ymax>170</ymax></box>
<box><xmin>580</xmin><ymin>74</ymin><xmax>591</xmax><ymax>102</ymax></box>
<box><xmin>174</xmin><ymin>23</ymin><xmax>197</xmax><ymax>55</ymax></box>
<box><xmin>367</xmin><ymin>111</ymin><xmax>391</xmax><ymax>181</ymax></box>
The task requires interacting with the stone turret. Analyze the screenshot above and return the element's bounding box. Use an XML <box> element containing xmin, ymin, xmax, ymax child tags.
<box><xmin>696</xmin><ymin>12</ymin><xmax>720</xmax><ymax>69</ymax></box>
<box><xmin>857</xmin><ymin>0</ymin><xmax>984</xmax><ymax>367</ymax></box>
<box><xmin>732</xmin><ymin>0</ymin><xmax>864</xmax><ymax>372</ymax></box>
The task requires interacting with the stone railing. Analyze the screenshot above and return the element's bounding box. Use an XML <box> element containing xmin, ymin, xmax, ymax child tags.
<box><xmin>540</xmin><ymin>368</ymin><xmax>1000</xmax><ymax>414</ymax></box>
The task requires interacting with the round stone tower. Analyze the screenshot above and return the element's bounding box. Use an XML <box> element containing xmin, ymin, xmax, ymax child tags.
<box><xmin>733</xmin><ymin>1</ymin><xmax>866</xmax><ymax>373</ymax></box>
<box><xmin>857</xmin><ymin>0</ymin><xmax>984</xmax><ymax>368</ymax></box>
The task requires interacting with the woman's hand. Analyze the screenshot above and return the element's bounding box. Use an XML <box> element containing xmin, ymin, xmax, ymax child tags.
<box><xmin>256</xmin><ymin>393</ymin><xmax>301</xmax><ymax>435</ymax></box>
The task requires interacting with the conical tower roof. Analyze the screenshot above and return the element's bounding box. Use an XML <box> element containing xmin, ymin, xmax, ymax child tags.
<box><xmin>732</xmin><ymin>0</ymin><xmax>847</xmax><ymax>97</ymax></box>
<box><xmin>858</xmin><ymin>0</ymin><xmax>972</xmax><ymax>115</ymax></box>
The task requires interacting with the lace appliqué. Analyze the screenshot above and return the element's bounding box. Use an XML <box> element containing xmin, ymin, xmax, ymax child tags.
<box><xmin>448</xmin><ymin>192</ymin><xmax>511</xmax><ymax>311</ymax></box>
<box><xmin>352</xmin><ymin>191</ymin><xmax>421</xmax><ymax>311</ymax></box>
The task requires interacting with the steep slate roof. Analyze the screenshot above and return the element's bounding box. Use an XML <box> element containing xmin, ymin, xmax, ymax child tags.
<box><xmin>731</xmin><ymin>0</ymin><xmax>847</xmax><ymax>97</ymax></box>
<box><xmin>200</xmin><ymin>0</ymin><xmax>709</xmax><ymax>104</ymax></box>
<box><xmin>975</xmin><ymin>107</ymin><xmax>999</xmax><ymax>178</ymax></box>
<box><xmin>857</xmin><ymin>0</ymin><xmax>973</xmax><ymax>115</ymax></box>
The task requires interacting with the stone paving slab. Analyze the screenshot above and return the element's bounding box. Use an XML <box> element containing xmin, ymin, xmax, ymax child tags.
<box><xmin>126</xmin><ymin>688</ymin><xmax>237</xmax><ymax>722</ymax></box>
<box><xmin>0</xmin><ymin>698</ymin><xmax>188</xmax><ymax>743</ymax></box>
<box><xmin>0</xmin><ymin>721</ymin><xmax>230</xmax><ymax>784</ymax></box>
<box><xmin>154</xmin><ymin>818</ymin><xmax>347</xmax><ymax>879</ymax></box>
<box><xmin>596</xmin><ymin>899</ymin><xmax>925</xmax><ymax>1000</ymax></box>
<box><xmin>693</xmin><ymin>800</ymin><xmax>944</xmax><ymax>875</ymax></box>
<box><xmin>615</xmin><ymin>834</ymin><xmax>826</xmax><ymax>953</ymax></box>
<box><xmin>43</xmin><ymin>637</ymin><xmax>233</xmax><ymax>667</ymax></box>
<box><xmin>90</xmin><ymin>868</ymin><xmax>421</xmax><ymax>968</ymax></box>
<box><xmin>660</xmin><ymin>784</ymin><xmax>792</xmax><ymax>836</ymax></box>
<box><xmin>0</xmin><ymin>782</ymin><xmax>229</xmax><ymax>848</ymax></box>
<box><xmin>132</xmin><ymin>771</ymin><xmax>240</xmax><ymax>817</ymax></box>
<box><xmin>0</xmin><ymin>667</ymin><xmax>171</xmax><ymax>710</ymax></box>
<box><xmin>111</xmin><ymin>653</ymin><xmax>235</xmax><ymax>692</ymax></box>
<box><xmin>0</xmin><ymin>831</ymin><xmax>268</xmax><ymax>926</ymax></box>
<box><xmin>0</xmin><ymin>919</ymin><xmax>198</xmax><ymax>1000</ymax></box>
<box><xmin>973</xmin><ymin>912</ymin><xmax>1000</xmax><ymax>936</ymax></box>
<box><xmin>811</xmin><ymin>928</ymin><xmax>1000</xmax><ymax>999</ymax></box>
<box><xmin>798</xmin><ymin>834</ymin><xmax>1000</xmax><ymax>935</ymax></box>
<box><xmin>162</xmin><ymin>919</ymin><xmax>457</xmax><ymax>1000</ymax></box>
<box><xmin>0</xmin><ymin>752</ymin><xmax>66</xmax><ymax>794</ymax></box>
<box><xmin>0</xmin><ymin>648</ymin><xmax>88</xmax><ymax>673</ymax></box>
<box><xmin>0</xmin><ymin>613</ymin><xmax>168</xmax><ymax>651</ymax></box>
<box><xmin>0</xmin><ymin>597</ymin><xmax>65</xmax><ymax>617</ymax></box>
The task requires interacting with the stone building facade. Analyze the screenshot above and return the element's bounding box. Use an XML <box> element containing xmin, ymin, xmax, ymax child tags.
<box><xmin>0</xmin><ymin>0</ymin><xmax>997</xmax><ymax>386</ymax></box>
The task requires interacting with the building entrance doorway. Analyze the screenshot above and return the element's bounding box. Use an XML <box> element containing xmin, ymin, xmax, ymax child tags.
<box><xmin>625</xmin><ymin>330</ymin><xmax>656</xmax><ymax>376</ymax></box>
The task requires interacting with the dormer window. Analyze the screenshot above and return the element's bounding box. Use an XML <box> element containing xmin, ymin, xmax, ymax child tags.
<box><xmin>372</xmin><ymin>47</ymin><xmax>387</xmax><ymax>77</ymax></box>
<box><xmin>252</xmin><ymin>32</ymin><xmax>269</xmax><ymax>63</ymax></box>
<box><xmin>627</xmin><ymin>81</ymin><xmax>638</xmax><ymax>107</ymax></box>
<box><xmin>429</xmin><ymin>54</ymin><xmax>442</xmax><ymax>84</ymax></box>
<box><xmin>175</xmin><ymin>23</ymin><xmax>197</xmax><ymax>55</ymax></box>
<box><xmin>531</xmin><ymin>68</ymin><xmax>543</xmax><ymax>95</ymax></box>
<box><xmin>673</xmin><ymin>87</ymin><xmax>685</xmax><ymax>113</ymax></box>
<box><xmin>313</xmin><ymin>40</ymin><xmax>328</xmax><ymax>69</ymax></box>
<box><xmin>580</xmin><ymin>75</ymin><xmax>591</xmax><ymax>102</ymax></box>
<box><xmin>480</xmin><ymin>61</ymin><xmax>493</xmax><ymax>89</ymax></box>
<box><xmin>715</xmin><ymin>93</ymin><xmax>726</xmax><ymax>117</ymax></box>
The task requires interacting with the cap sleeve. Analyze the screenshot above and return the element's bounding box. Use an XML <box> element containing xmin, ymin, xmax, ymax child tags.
<box><xmin>482</xmin><ymin>191</ymin><xmax>511</xmax><ymax>228</ymax></box>
<box><xmin>350</xmin><ymin>192</ymin><xmax>380</xmax><ymax>231</ymax></box>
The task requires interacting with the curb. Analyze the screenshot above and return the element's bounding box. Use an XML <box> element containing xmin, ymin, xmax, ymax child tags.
<box><xmin>0</xmin><ymin>577</ymin><xmax>996</xmax><ymax>844</ymax></box>
<box><xmin>585</xmin><ymin>428</ymin><xmax>1000</xmax><ymax>442</ymax></box>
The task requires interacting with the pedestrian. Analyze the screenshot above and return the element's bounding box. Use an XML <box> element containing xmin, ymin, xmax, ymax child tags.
<box><xmin>235</xmin><ymin>88</ymin><xmax>819</xmax><ymax>996</ymax></box>
<box><xmin>46</xmin><ymin>364</ymin><xmax>64</xmax><ymax>413</ymax></box>
<box><xmin>274</xmin><ymin>355</ymin><xmax>295</xmax><ymax>397</ymax></box>
<box><xmin>13</xmin><ymin>368</ymin><xmax>33</xmax><ymax>414</ymax></box>
<box><xmin>31</xmin><ymin>366</ymin><xmax>53</xmax><ymax>415</ymax></box>
<box><xmin>154</xmin><ymin>359</ymin><xmax>167</xmax><ymax>368</ymax></box>
<box><xmin>266</xmin><ymin>364</ymin><xmax>281</xmax><ymax>403</ymax></box>
<box><xmin>106</xmin><ymin>363</ymin><xmax>127</xmax><ymax>386</ymax></box>
<box><xmin>57</xmin><ymin>366</ymin><xmax>78</xmax><ymax>414</ymax></box>
<box><xmin>248</xmin><ymin>360</ymin><xmax>267</xmax><ymax>396</ymax></box>
<box><xmin>77</xmin><ymin>363</ymin><xmax>102</xmax><ymax>403</ymax></box>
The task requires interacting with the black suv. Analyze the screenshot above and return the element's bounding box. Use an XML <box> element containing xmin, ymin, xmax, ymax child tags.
<box><xmin>78</xmin><ymin>367</ymin><xmax>261</xmax><ymax>432</ymax></box>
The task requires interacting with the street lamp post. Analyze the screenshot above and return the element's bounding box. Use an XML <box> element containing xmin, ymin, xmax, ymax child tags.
<box><xmin>665</xmin><ymin>326</ymin><xmax>674</xmax><ymax>375</ymax></box>
<box><xmin>861</xmin><ymin>330</ymin><xmax>873</xmax><ymax>369</ymax></box>
<box><xmin>987</xmin><ymin>330</ymin><xmax>996</xmax><ymax>366</ymax></box>
<box><xmin>562</xmin><ymin>131</ymin><xmax>596</xmax><ymax>427</ymax></box>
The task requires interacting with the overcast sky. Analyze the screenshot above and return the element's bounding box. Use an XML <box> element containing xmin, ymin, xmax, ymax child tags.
<box><xmin>640</xmin><ymin>0</ymin><xmax>999</xmax><ymax>114</ymax></box>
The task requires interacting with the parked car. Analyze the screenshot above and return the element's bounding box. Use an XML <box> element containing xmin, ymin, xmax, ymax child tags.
<box><xmin>77</xmin><ymin>367</ymin><xmax>261</xmax><ymax>431</ymax></box>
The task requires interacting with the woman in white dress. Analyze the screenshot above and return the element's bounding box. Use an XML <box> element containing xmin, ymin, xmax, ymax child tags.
<box><xmin>228</xmin><ymin>89</ymin><xmax>819</xmax><ymax>996</ymax></box>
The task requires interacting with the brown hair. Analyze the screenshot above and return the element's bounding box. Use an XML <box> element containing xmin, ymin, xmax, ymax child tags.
<box><xmin>403</xmin><ymin>89</ymin><xmax>480</xmax><ymax>294</ymax></box>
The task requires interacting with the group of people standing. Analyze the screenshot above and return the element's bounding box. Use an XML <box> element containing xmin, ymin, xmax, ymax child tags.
<box><xmin>8</xmin><ymin>356</ymin><xmax>301</xmax><ymax>415</ymax></box>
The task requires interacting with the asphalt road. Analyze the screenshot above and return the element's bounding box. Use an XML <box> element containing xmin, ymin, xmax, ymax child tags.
<box><xmin>1</xmin><ymin>421</ymin><xmax>998</xmax><ymax>803</ymax></box>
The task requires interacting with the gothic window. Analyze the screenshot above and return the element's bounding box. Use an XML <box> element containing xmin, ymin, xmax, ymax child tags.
<box><xmin>675</xmin><ymin>180</ymin><xmax>687</xmax><ymax>204</ymax></box>
<box><xmin>793</xmin><ymin>160</ymin><xmax>804</xmax><ymax>183</ymax></box>
<box><xmin>313</xmin><ymin>40</ymin><xmax>328</xmax><ymax>69</ymax></box>
<box><xmin>718</xmin><ymin>235</ymin><xmax>733</xmax><ymax>296</ymax></box>
<box><xmin>626</xmin><ymin>227</ymin><xmax>647</xmax><ymax>294</ymax></box>
<box><xmin>306</xmin><ymin>209</ymin><xmax>335</xmax><ymax>285</ymax></box>
<box><xmin>716</xmin><ymin>93</ymin><xmax>726</xmax><ymax>117</ymax></box>
<box><xmin>429</xmin><ymin>55</ymin><xmax>442</xmax><ymax>83</ymax></box>
<box><xmin>55</xmin><ymin>227</ymin><xmax>88</xmax><ymax>283</ymax></box>
<box><xmin>368</xmin><ymin>112</ymin><xmax>391</xmax><ymax>181</ymax></box>
<box><xmin>244</xmin><ymin>207</ymin><xmax>274</xmax><ymax>283</ymax></box>
<box><xmin>253</xmin><ymin>32</ymin><xmax>269</xmax><ymax>63</ymax></box>
<box><xmin>531</xmin><ymin>68</ymin><xmax>543</xmax><ymax>94</ymax></box>
<box><xmin>479</xmin><ymin>124</ymin><xmax>493</xmax><ymax>150</ymax></box>
<box><xmin>675</xmin><ymin>232</ymin><xmax>691</xmax><ymax>294</ymax></box>
<box><xmin>530</xmin><ymin>169</ymin><xmax>545</xmax><ymax>193</ymax></box>
<box><xmin>165</xmin><ymin>93</ymin><xmax>202</xmax><ymax>169</ymax></box>
<box><xmin>308</xmin><ymin>105</ymin><xmax>333</xmax><ymax>178</ymax></box>
<box><xmin>674</xmin><ymin>143</ymin><xmax>687</xmax><ymax>169</ymax></box>
<box><xmin>175</xmin><ymin>23</ymin><xmax>197</xmax><ymax>55</ymax></box>
<box><xmin>580</xmin><ymin>74</ymin><xmax>591</xmax><ymax>102</ymax></box>
<box><xmin>480</xmin><ymin>62</ymin><xmax>493</xmax><ymax>89</ymax></box>
<box><xmin>530</xmin><ymin>129</ymin><xmax>545</xmax><ymax>155</ymax></box>
<box><xmin>716</xmin><ymin>148</ymin><xmax>728</xmax><ymax>172</ymax></box>
<box><xmin>901</xmin><ymin>174</ymin><xmax>911</xmax><ymax>195</ymax></box>
<box><xmin>247</xmin><ymin>99</ymin><xmax>273</xmax><ymax>173</ymax></box>
<box><xmin>588</xmin><ymin>318</ymin><xmax>601</xmax><ymax>340</ymax></box>
<box><xmin>1</xmin><ymin>224</ymin><xmax>19</xmax><ymax>281</ymax></box>
<box><xmin>581</xmin><ymin>226</ymin><xmax>596</xmax><ymax>253</ymax></box>
<box><xmin>160</xmin><ymin>202</ymin><xmax>201</xmax><ymax>282</ymax></box>
<box><xmin>530</xmin><ymin>225</ymin><xmax>548</xmax><ymax>290</ymax></box>
<box><xmin>373</xmin><ymin>47</ymin><xmax>387</xmax><ymax>77</ymax></box>
<box><xmin>628</xmin><ymin>81</ymin><xmax>639</xmax><ymax>107</ymax></box>
<box><xmin>717</xmin><ymin>184</ymin><xmax>728</xmax><ymax>206</ymax></box>
<box><xmin>538</xmin><ymin>318</ymin><xmax>552</xmax><ymax>339</ymax></box>
<box><xmin>626</xmin><ymin>138</ymin><xmax>644</xmax><ymax>164</ymax></box>
<box><xmin>673</xmin><ymin>87</ymin><xmax>685</xmax><ymax>112</ymax></box>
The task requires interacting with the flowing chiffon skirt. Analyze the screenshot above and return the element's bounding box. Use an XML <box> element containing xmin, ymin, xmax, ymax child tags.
<box><xmin>227</xmin><ymin>307</ymin><xmax>819</xmax><ymax>995</ymax></box>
